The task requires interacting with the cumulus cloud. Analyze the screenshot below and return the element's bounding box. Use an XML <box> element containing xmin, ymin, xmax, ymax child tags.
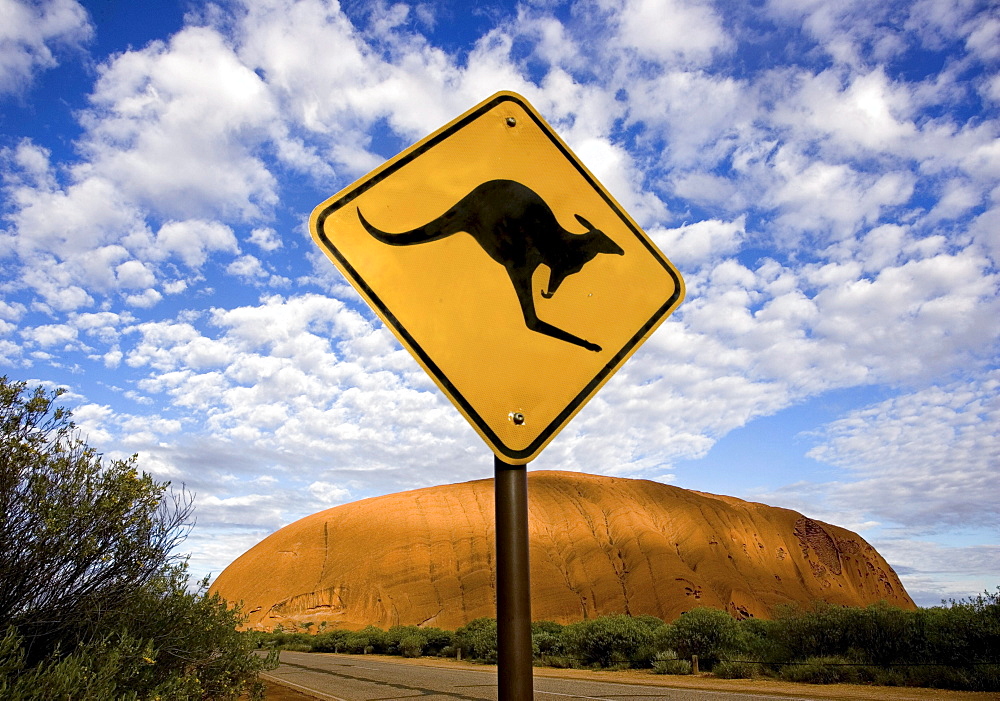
<box><xmin>0</xmin><ymin>0</ymin><xmax>92</xmax><ymax>95</ymax></box>
<box><xmin>612</xmin><ymin>0</ymin><xmax>733</xmax><ymax>66</ymax></box>
<box><xmin>155</xmin><ymin>220</ymin><xmax>240</xmax><ymax>268</ymax></box>
<box><xmin>248</xmin><ymin>226</ymin><xmax>282</xmax><ymax>251</ymax></box>
<box><xmin>81</xmin><ymin>26</ymin><xmax>280</xmax><ymax>220</ymax></box>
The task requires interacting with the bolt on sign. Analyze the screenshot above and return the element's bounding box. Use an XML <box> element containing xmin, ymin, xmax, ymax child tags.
<box><xmin>310</xmin><ymin>91</ymin><xmax>685</xmax><ymax>464</ymax></box>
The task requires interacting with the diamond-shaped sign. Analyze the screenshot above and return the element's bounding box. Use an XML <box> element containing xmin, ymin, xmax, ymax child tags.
<box><xmin>310</xmin><ymin>91</ymin><xmax>684</xmax><ymax>464</ymax></box>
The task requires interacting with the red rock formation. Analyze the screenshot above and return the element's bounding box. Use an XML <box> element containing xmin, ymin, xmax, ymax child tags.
<box><xmin>210</xmin><ymin>471</ymin><xmax>913</xmax><ymax>630</ymax></box>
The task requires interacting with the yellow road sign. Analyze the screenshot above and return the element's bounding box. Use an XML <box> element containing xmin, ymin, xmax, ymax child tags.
<box><xmin>310</xmin><ymin>91</ymin><xmax>684</xmax><ymax>464</ymax></box>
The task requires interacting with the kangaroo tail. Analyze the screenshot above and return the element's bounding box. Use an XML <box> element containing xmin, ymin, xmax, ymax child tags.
<box><xmin>357</xmin><ymin>207</ymin><xmax>455</xmax><ymax>245</ymax></box>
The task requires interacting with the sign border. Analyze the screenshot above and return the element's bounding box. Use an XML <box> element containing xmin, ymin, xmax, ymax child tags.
<box><xmin>310</xmin><ymin>91</ymin><xmax>685</xmax><ymax>463</ymax></box>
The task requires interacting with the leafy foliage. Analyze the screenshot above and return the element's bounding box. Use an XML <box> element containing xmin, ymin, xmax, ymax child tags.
<box><xmin>651</xmin><ymin>651</ymin><xmax>691</xmax><ymax>675</ymax></box>
<box><xmin>0</xmin><ymin>379</ymin><xmax>191</xmax><ymax>660</ymax></box>
<box><xmin>655</xmin><ymin>607</ymin><xmax>742</xmax><ymax>668</ymax></box>
<box><xmin>454</xmin><ymin>618</ymin><xmax>498</xmax><ymax>663</ymax></box>
<box><xmin>0</xmin><ymin>377</ymin><xmax>274</xmax><ymax>699</ymax></box>
<box><xmin>563</xmin><ymin>614</ymin><xmax>660</xmax><ymax>668</ymax></box>
<box><xmin>254</xmin><ymin>595</ymin><xmax>1000</xmax><ymax>691</ymax></box>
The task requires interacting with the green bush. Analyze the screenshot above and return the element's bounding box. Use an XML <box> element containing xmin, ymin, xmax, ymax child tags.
<box><xmin>384</xmin><ymin>626</ymin><xmax>419</xmax><ymax>655</ymax></box>
<box><xmin>656</xmin><ymin>608</ymin><xmax>742</xmax><ymax>669</ymax></box>
<box><xmin>398</xmin><ymin>634</ymin><xmax>425</xmax><ymax>658</ymax></box>
<box><xmin>924</xmin><ymin>588</ymin><xmax>1000</xmax><ymax>667</ymax></box>
<box><xmin>563</xmin><ymin>615</ymin><xmax>656</xmax><ymax>668</ymax></box>
<box><xmin>530</xmin><ymin>620</ymin><xmax>564</xmax><ymax>657</ymax></box>
<box><xmin>713</xmin><ymin>660</ymin><xmax>762</xmax><ymax>679</ymax></box>
<box><xmin>539</xmin><ymin>655</ymin><xmax>580</xmax><ymax>669</ymax></box>
<box><xmin>651</xmin><ymin>651</ymin><xmax>691</xmax><ymax>675</ymax></box>
<box><xmin>454</xmin><ymin>618</ymin><xmax>497</xmax><ymax>663</ymax></box>
<box><xmin>855</xmin><ymin>665</ymin><xmax>905</xmax><ymax>686</ymax></box>
<box><xmin>779</xmin><ymin>656</ymin><xmax>859</xmax><ymax>684</ymax></box>
<box><xmin>311</xmin><ymin>629</ymin><xmax>351</xmax><ymax>652</ymax></box>
<box><xmin>0</xmin><ymin>378</ymin><xmax>273</xmax><ymax>700</ymax></box>
<box><xmin>420</xmin><ymin>627</ymin><xmax>454</xmax><ymax>656</ymax></box>
<box><xmin>343</xmin><ymin>626</ymin><xmax>386</xmax><ymax>654</ymax></box>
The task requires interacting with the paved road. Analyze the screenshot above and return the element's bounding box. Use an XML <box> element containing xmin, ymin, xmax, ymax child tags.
<box><xmin>265</xmin><ymin>651</ymin><xmax>813</xmax><ymax>701</ymax></box>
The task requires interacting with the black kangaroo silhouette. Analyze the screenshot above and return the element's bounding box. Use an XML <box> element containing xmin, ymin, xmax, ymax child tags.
<box><xmin>357</xmin><ymin>179</ymin><xmax>625</xmax><ymax>352</ymax></box>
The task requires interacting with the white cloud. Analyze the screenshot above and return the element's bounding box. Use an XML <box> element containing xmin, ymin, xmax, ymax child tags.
<box><xmin>649</xmin><ymin>216</ymin><xmax>745</xmax><ymax>268</ymax></box>
<box><xmin>124</xmin><ymin>288</ymin><xmax>163</xmax><ymax>308</ymax></box>
<box><xmin>0</xmin><ymin>300</ymin><xmax>26</xmax><ymax>321</ymax></box>
<box><xmin>155</xmin><ymin>220</ymin><xmax>239</xmax><ymax>268</ymax></box>
<box><xmin>81</xmin><ymin>25</ymin><xmax>280</xmax><ymax>220</ymax></box>
<box><xmin>308</xmin><ymin>480</ymin><xmax>350</xmax><ymax>504</ymax></box>
<box><xmin>611</xmin><ymin>0</ymin><xmax>732</xmax><ymax>66</ymax></box>
<box><xmin>765</xmin><ymin>0</ymin><xmax>905</xmax><ymax>67</ymax></box>
<box><xmin>21</xmin><ymin>323</ymin><xmax>77</xmax><ymax>348</ymax></box>
<box><xmin>964</xmin><ymin>16</ymin><xmax>1000</xmax><ymax>62</ymax></box>
<box><xmin>809</xmin><ymin>372</ymin><xmax>1000</xmax><ymax>529</ymax></box>
<box><xmin>248</xmin><ymin>226</ymin><xmax>282</xmax><ymax>251</ymax></box>
<box><xmin>764</xmin><ymin>147</ymin><xmax>915</xmax><ymax>240</ymax></box>
<box><xmin>115</xmin><ymin>260</ymin><xmax>156</xmax><ymax>289</ymax></box>
<box><xmin>226</xmin><ymin>254</ymin><xmax>267</xmax><ymax>280</ymax></box>
<box><xmin>873</xmin><ymin>539</ymin><xmax>1000</xmax><ymax>606</ymax></box>
<box><xmin>0</xmin><ymin>0</ymin><xmax>92</xmax><ymax>95</ymax></box>
<box><xmin>628</xmin><ymin>70</ymin><xmax>751</xmax><ymax>170</ymax></box>
<box><xmin>774</xmin><ymin>68</ymin><xmax>918</xmax><ymax>156</ymax></box>
<box><xmin>126</xmin><ymin>319</ymin><xmax>236</xmax><ymax>372</ymax></box>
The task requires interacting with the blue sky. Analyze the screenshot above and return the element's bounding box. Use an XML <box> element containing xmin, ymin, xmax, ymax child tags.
<box><xmin>1</xmin><ymin>0</ymin><xmax>997</xmax><ymax>608</ymax></box>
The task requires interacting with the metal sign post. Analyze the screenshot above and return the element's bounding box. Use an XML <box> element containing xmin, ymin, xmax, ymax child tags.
<box><xmin>494</xmin><ymin>457</ymin><xmax>533</xmax><ymax>699</ymax></box>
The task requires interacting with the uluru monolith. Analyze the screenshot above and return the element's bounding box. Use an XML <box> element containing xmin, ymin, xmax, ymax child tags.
<box><xmin>211</xmin><ymin>471</ymin><xmax>913</xmax><ymax>630</ymax></box>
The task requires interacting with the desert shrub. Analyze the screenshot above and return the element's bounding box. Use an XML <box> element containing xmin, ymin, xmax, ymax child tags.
<box><xmin>541</xmin><ymin>655</ymin><xmax>580</xmax><ymax>669</ymax></box>
<box><xmin>454</xmin><ymin>618</ymin><xmax>497</xmax><ymax>663</ymax></box>
<box><xmin>713</xmin><ymin>660</ymin><xmax>762</xmax><ymax>679</ymax></box>
<box><xmin>531</xmin><ymin>620</ymin><xmax>563</xmax><ymax>636</ymax></box>
<box><xmin>531</xmin><ymin>620</ymin><xmax>565</xmax><ymax>659</ymax></box>
<box><xmin>735</xmin><ymin>617</ymin><xmax>780</xmax><ymax>663</ymax></box>
<box><xmin>971</xmin><ymin>665</ymin><xmax>1000</xmax><ymax>692</ymax></box>
<box><xmin>632</xmin><ymin>615</ymin><xmax>667</xmax><ymax>632</ymax></box>
<box><xmin>258</xmin><ymin>631</ymin><xmax>311</xmax><ymax>649</ymax></box>
<box><xmin>854</xmin><ymin>602</ymin><xmax>917</xmax><ymax>665</ymax></box>
<box><xmin>532</xmin><ymin>631</ymin><xmax>564</xmax><ymax>657</ymax></box>
<box><xmin>420</xmin><ymin>627</ymin><xmax>453</xmax><ymax>656</ymax></box>
<box><xmin>0</xmin><ymin>378</ymin><xmax>272</xmax><ymax>699</ymax></box>
<box><xmin>778</xmin><ymin>656</ymin><xmax>859</xmax><ymax>684</ymax></box>
<box><xmin>344</xmin><ymin>626</ymin><xmax>386</xmax><ymax>654</ymax></box>
<box><xmin>855</xmin><ymin>665</ymin><xmax>905</xmax><ymax>686</ymax></box>
<box><xmin>113</xmin><ymin>566</ymin><xmax>276</xmax><ymax>698</ymax></box>
<box><xmin>312</xmin><ymin>629</ymin><xmax>351</xmax><ymax>652</ymax></box>
<box><xmin>0</xmin><ymin>379</ymin><xmax>191</xmax><ymax>661</ymax></box>
<box><xmin>651</xmin><ymin>651</ymin><xmax>691</xmax><ymax>675</ymax></box>
<box><xmin>656</xmin><ymin>608</ymin><xmax>741</xmax><ymax>669</ymax></box>
<box><xmin>924</xmin><ymin>588</ymin><xmax>1000</xmax><ymax>667</ymax></box>
<box><xmin>0</xmin><ymin>627</ymin><xmax>154</xmax><ymax>701</ymax></box>
<box><xmin>0</xmin><ymin>569</ymin><xmax>276</xmax><ymax>700</ymax></box>
<box><xmin>378</xmin><ymin>625</ymin><xmax>450</xmax><ymax>657</ymax></box>
<box><xmin>384</xmin><ymin>626</ymin><xmax>420</xmax><ymax>655</ymax></box>
<box><xmin>398</xmin><ymin>634</ymin><xmax>425</xmax><ymax>658</ymax></box>
<box><xmin>768</xmin><ymin>602</ymin><xmax>858</xmax><ymax>661</ymax></box>
<box><xmin>563</xmin><ymin>615</ymin><xmax>656</xmax><ymax>668</ymax></box>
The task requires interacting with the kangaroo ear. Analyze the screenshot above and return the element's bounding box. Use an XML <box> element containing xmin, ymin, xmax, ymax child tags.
<box><xmin>575</xmin><ymin>214</ymin><xmax>598</xmax><ymax>232</ymax></box>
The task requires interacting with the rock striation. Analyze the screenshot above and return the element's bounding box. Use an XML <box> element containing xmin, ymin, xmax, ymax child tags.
<box><xmin>211</xmin><ymin>471</ymin><xmax>913</xmax><ymax>631</ymax></box>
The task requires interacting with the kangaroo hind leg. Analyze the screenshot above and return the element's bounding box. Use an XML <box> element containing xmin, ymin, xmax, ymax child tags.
<box><xmin>508</xmin><ymin>267</ymin><xmax>602</xmax><ymax>352</ymax></box>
